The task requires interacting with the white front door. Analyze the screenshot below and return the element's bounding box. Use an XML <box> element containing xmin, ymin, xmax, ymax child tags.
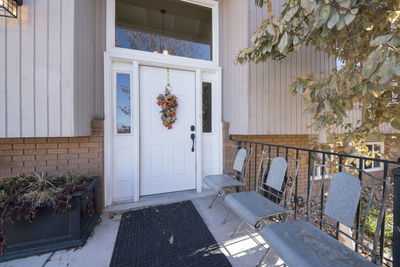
<box><xmin>140</xmin><ymin>66</ymin><xmax>196</xmax><ymax>196</ymax></box>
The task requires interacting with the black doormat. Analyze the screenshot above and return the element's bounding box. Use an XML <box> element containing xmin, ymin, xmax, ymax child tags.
<box><xmin>109</xmin><ymin>201</ymin><xmax>232</xmax><ymax>267</ymax></box>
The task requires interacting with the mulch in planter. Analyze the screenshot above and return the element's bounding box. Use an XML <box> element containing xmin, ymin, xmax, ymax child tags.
<box><xmin>109</xmin><ymin>201</ymin><xmax>231</xmax><ymax>267</ymax></box>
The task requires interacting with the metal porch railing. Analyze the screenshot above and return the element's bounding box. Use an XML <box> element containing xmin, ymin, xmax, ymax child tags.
<box><xmin>229</xmin><ymin>136</ymin><xmax>400</xmax><ymax>266</ymax></box>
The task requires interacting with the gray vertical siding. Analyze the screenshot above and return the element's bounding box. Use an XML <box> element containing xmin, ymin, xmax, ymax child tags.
<box><xmin>0</xmin><ymin>0</ymin><xmax>74</xmax><ymax>137</ymax></box>
<box><xmin>0</xmin><ymin>0</ymin><xmax>105</xmax><ymax>138</ymax></box>
<box><xmin>74</xmin><ymin>0</ymin><xmax>105</xmax><ymax>136</ymax></box>
<box><xmin>219</xmin><ymin>0</ymin><xmax>250</xmax><ymax>135</ymax></box>
<box><xmin>220</xmin><ymin>0</ymin><xmax>362</xmax><ymax>135</ymax></box>
<box><xmin>74</xmin><ymin>0</ymin><xmax>105</xmax><ymax>135</ymax></box>
<box><xmin>72</xmin><ymin>0</ymin><xmax>106</xmax><ymax>136</ymax></box>
<box><xmin>247</xmin><ymin>0</ymin><xmax>334</xmax><ymax>135</ymax></box>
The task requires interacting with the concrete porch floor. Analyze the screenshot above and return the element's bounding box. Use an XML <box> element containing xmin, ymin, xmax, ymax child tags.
<box><xmin>2</xmin><ymin>191</ymin><xmax>285</xmax><ymax>267</ymax></box>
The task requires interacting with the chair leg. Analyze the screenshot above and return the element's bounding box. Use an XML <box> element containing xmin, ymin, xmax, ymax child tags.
<box><xmin>257</xmin><ymin>247</ymin><xmax>271</xmax><ymax>267</ymax></box>
<box><xmin>222</xmin><ymin>210</ymin><xmax>232</xmax><ymax>224</ymax></box>
<box><xmin>208</xmin><ymin>194</ymin><xmax>219</xmax><ymax>209</ymax></box>
<box><xmin>231</xmin><ymin>219</ymin><xmax>245</xmax><ymax>238</ymax></box>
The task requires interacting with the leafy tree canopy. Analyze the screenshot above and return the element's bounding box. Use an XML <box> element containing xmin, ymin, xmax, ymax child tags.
<box><xmin>237</xmin><ymin>0</ymin><xmax>400</xmax><ymax>153</ymax></box>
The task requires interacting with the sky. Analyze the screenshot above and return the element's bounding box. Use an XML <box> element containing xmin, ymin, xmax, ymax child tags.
<box><xmin>116</xmin><ymin>28</ymin><xmax>211</xmax><ymax>61</ymax></box>
<box><xmin>116</xmin><ymin>73</ymin><xmax>131</xmax><ymax>132</ymax></box>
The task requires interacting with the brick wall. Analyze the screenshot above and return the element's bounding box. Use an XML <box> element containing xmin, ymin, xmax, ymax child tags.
<box><xmin>222</xmin><ymin>122</ymin><xmax>313</xmax><ymax>196</ymax></box>
<box><xmin>0</xmin><ymin>120</ymin><xmax>104</xmax><ymax>210</ymax></box>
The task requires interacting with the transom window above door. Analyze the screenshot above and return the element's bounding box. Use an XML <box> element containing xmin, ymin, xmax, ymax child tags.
<box><xmin>115</xmin><ymin>0</ymin><xmax>213</xmax><ymax>61</ymax></box>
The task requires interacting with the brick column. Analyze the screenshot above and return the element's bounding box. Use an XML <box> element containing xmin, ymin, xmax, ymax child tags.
<box><xmin>222</xmin><ymin>122</ymin><xmax>233</xmax><ymax>172</ymax></box>
<box><xmin>0</xmin><ymin>119</ymin><xmax>105</xmax><ymax>211</ymax></box>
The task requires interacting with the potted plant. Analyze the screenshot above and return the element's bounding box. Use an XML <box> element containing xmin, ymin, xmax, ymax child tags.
<box><xmin>0</xmin><ymin>173</ymin><xmax>100</xmax><ymax>262</ymax></box>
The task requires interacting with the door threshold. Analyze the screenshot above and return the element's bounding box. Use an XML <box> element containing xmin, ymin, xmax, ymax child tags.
<box><xmin>104</xmin><ymin>189</ymin><xmax>214</xmax><ymax>213</ymax></box>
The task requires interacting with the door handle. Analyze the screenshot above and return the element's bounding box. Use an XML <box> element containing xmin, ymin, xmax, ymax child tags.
<box><xmin>190</xmin><ymin>133</ymin><xmax>195</xmax><ymax>152</ymax></box>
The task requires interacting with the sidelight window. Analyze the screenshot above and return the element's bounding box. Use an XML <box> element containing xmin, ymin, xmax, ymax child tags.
<box><xmin>116</xmin><ymin>73</ymin><xmax>132</xmax><ymax>134</ymax></box>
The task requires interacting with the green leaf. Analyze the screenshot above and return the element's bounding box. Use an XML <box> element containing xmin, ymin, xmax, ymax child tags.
<box><xmin>394</xmin><ymin>62</ymin><xmax>400</xmax><ymax>76</ymax></box>
<box><xmin>350</xmin><ymin>76</ymin><xmax>359</xmax><ymax>88</ymax></box>
<box><xmin>350</xmin><ymin>8</ymin><xmax>359</xmax><ymax>15</ymax></box>
<box><xmin>344</xmin><ymin>13</ymin><xmax>356</xmax><ymax>25</ymax></box>
<box><xmin>293</xmin><ymin>35</ymin><xmax>299</xmax><ymax>46</ymax></box>
<box><xmin>329</xmin><ymin>75</ymin><xmax>338</xmax><ymax>89</ymax></box>
<box><xmin>336</xmin><ymin>17</ymin><xmax>346</xmax><ymax>30</ymax></box>
<box><xmin>266</xmin><ymin>24</ymin><xmax>275</xmax><ymax>35</ymax></box>
<box><xmin>278</xmin><ymin>32</ymin><xmax>288</xmax><ymax>53</ymax></box>
<box><xmin>391</xmin><ymin>118</ymin><xmax>400</xmax><ymax>130</ymax></box>
<box><xmin>250</xmin><ymin>33</ymin><xmax>258</xmax><ymax>43</ymax></box>
<box><xmin>327</xmin><ymin>11</ymin><xmax>340</xmax><ymax>29</ymax></box>
<box><xmin>378</xmin><ymin>58</ymin><xmax>395</xmax><ymax>84</ymax></box>
<box><xmin>338</xmin><ymin>0</ymin><xmax>351</xmax><ymax>9</ymax></box>
<box><xmin>388</xmin><ymin>35</ymin><xmax>400</xmax><ymax>47</ymax></box>
<box><xmin>363</xmin><ymin>59</ymin><xmax>378</xmax><ymax>78</ymax></box>
<box><xmin>282</xmin><ymin>6</ymin><xmax>298</xmax><ymax>23</ymax></box>
<box><xmin>316</xmin><ymin>102</ymin><xmax>324</xmax><ymax>114</ymax></box>
<box><xmin>301</xmin><ymin>0</ymin><xmax>310</xmax><ymax>12</ymax></box>
<box><xmin>254</xmin><ymin>0</ymin><xmax>263</xmax><ymax>7</ymax></box>
<box><xmin>345</xmin><ymin>100</ymin><xmax>353</xmax><ymax>109</ymax></box>
<box><xmin>320</xmin><ymin>5</ymin><xmax>331</xmax><ymax>21</ymax></box>
<box><xmin>334</xmin><ymin>102</ymin><xmax>346</xmax><ymax>116</ymax></box>
<box><xmin>370</xmin><ymin>34</ymin><xmax>393</xmax><ymax>47</ymax></box>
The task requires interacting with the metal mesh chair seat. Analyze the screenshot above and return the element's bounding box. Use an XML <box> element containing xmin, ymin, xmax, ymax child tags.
<box><xmin>222</xmin><ymin>152</ymin><xmax>300</xmax><ymax>240</ymax></box>
<box><xmin>225</xmin><ymin>191</ymin><xmax>286</xmax><ymax>228</ymax></box>
<box><xmin>261</xmin><ymin>220</ymin><xmax>376</xmax><ymax>267</ymax></box>
<box><xmin>204</xmin><ymin>174</ymin><xmax>245</xmax><ymax>193</ymax></box>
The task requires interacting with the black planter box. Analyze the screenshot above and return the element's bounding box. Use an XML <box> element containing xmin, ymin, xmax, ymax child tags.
<box><xmin>0</xmin><ymin>176</ymin><xmax>100</xmax><ymax>262</ymax></box>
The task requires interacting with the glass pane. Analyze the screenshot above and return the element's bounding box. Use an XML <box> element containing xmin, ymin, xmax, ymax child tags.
<box><xmin>364</xmin><ymin>161</ymin><xmax>372</xmax><ymax>169</ymax></box>
<box><xmin>374</xmin><ymin>144</ymin><xmax>380</xmax><ymax>152</ymax></box>
<box><xmin>373</xmin><ymin>150</ymin><xmax>381</xmax><ymax>169</ymax></box>
<box><xmin>202</xmin><ymin>82</ymin><xmax>212</xmax><ymax>132</ymax></box>
<box><xmin>116</xmin><ymin>73</ymin><xmax>131</xmax><ymax>134</ymax></box>
<box><xmin>373</xmin><ymin>160</ymin><xmax>381</xmax><ymax>169</ymax></box>
<box><xmin>115</xmin><ymin>0</ymin><xmax>212</xmax><ymax>61</ymax></box>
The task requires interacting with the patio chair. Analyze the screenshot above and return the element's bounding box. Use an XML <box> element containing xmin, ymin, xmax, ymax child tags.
<box><xmin>204</xmin><ymin>144</ymin><xmax>252</xmax><ymax>209</ymax></box>
<box><xmin>223</xmin><ymin>151</ymin><xmax>300</xmax><ymax>237</ymax></box>
<box><xmin>258</xmin><ymin>162</ymin><xmax>391</xmax><ymax>267</ymax></box>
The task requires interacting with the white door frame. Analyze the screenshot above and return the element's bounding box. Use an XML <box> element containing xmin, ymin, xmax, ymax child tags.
<box><xmin>103</xmin><ymin>0</ymin><xmax>221</xmax><ymax>207</ymax></box>
<box><xmin>104</xmin><ymin>53</ymin><xmax>222</xmax><ymax>206</ymax></box>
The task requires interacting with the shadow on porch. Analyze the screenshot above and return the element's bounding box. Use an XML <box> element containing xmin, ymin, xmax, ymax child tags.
<box><xmin>3</xmin><ymin>193</ymin><xmax>281</xmax><ymax>267</ymax></box>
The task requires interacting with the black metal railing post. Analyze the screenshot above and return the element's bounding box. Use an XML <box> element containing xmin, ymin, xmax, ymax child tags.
<box><xmin>393</xmin><ymin>165</ymin><xmax>400</xmax><ymax>267</ymax></box>
<box><xmin>380</xmin><ymin>162</ymin><xmax>389</xmax><ymax>264</ymax></box>
<box><xmin>294</xmin><ymin>149</ymin><xmax>299</xmax><ymax>220</ymax></box>
<box><xmin>254</xmin><ymin>144</ymin><xmax>258</xmax><ymax>191</ymax></box>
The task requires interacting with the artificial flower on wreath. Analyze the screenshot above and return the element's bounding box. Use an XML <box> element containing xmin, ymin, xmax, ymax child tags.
<box><xmin>156</xmin><ymin>86</ymin><xmax>178</xmax><ymax>129</ymax></box>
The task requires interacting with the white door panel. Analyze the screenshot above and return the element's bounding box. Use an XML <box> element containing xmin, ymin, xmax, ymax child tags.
<box><xmin>140</xmin><ymin>66</ymin><xmax>196</xmax><ymax>196</ymax></box>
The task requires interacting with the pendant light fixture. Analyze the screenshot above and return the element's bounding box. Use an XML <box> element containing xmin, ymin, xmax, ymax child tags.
<box><xmin>160</xmin><ymin>9</ymin><xmax>169</xmax><ymax>55</ymax></box>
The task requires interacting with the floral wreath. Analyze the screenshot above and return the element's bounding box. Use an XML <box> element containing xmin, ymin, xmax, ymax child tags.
<box><xmin>157</xmin><ymin>85</ymin><xmax>178</xmax><ymax>129</ymax></box>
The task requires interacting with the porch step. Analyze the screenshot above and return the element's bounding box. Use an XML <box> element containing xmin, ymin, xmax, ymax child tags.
<box><xmin>104</xmin><ymin>189</ymin><xmax>215</xmax><ymax>213</ymax></box>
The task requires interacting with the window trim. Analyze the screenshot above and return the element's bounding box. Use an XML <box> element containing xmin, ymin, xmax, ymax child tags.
<box><xmin>363</xmin><ymin>141</ymin><xmax>384</xmax><ymax>172</ymax></box>
<box><xmin>312</xmin><ymin>154</ymin><xmax>333</xmax><ymax>181</ymax></box>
